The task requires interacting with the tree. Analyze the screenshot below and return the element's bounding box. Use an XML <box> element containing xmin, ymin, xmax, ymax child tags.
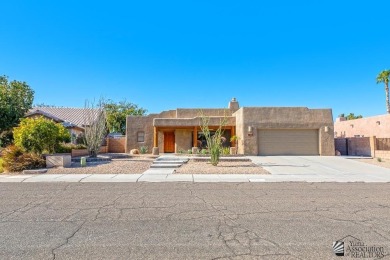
<box><xmin>104</xmin><ymin>99</ymin><xmax>147</xmax><ymax>134</ymax></box>
<box><xmin>345</xmin><ymin>113</ymin><xmax>363</xmax><ymax>120</ymax></box>
<box><xmin>377</xmin><ymin>69</ymin><xmax>390</xmax><ymax>114</ymax></box>
<box><xmin>84</xmin><ymin>99</ymin><xmax>107</xmax><ymax>157</ymax></box>
<box><xmin>0</xmin><ymin>75</ymin><xmax>34</xmax><ymax>146</ymax></box>
<box><xmin>199</xmin><ymin>111</ymin><xmax>227</xmax><ymax>166</ymax></box>
<box><xmin>13</xmin><ymin>117</ymin><xmax>71</xmax><ymax>155</ymax></box>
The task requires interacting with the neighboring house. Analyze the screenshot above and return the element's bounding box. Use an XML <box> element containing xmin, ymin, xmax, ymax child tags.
<box><xmin>26</xmin><ymin>107</ymin><xmax>100</xmax><ymax>141</ymax></box>
<box><xmin>126</xmin><ymin>99</ymin><xmax>334</xmax><ymax>156</ymax></box>
<box><xmin>334</xmin><ymin>114</ymin><xmax>390</xmax><ymax>138</ymax></box>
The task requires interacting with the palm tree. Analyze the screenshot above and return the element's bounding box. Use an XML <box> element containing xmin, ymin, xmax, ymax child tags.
<box><xmin>377</xmin><ymin>70</ymin><xmax>390</xmax><ymax>114</ymax></box>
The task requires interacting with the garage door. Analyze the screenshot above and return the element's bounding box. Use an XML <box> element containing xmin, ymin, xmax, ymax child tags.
<box><xmin>258</xmin><ymin>129</ymin><xmax>319</xmax><ymax>155</ymax></box>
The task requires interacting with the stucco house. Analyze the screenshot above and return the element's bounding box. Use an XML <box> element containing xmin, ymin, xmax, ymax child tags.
<box><xmin>126</xmin><ymin>99</ymin><xmax>335</xmax><ymax>156</ymax></box>
<box><xmin>334</xmin><ymin>114</ymin><xmax>390</xmax><ymax>138</ymax></box>
<box><xmin>26</xmin><ymin>107</ymin><xmax>100</xmax><ymax>141</ymax></box>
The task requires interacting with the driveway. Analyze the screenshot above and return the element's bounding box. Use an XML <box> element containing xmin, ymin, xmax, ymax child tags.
<box><xmin>248</xmin><ymin>156</ymin><xmax>390</xmax><ymax>182</ymax></box>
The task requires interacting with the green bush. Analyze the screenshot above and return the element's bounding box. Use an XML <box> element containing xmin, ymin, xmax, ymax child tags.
<box><xmin>75</xmin><ymin>134</ymin><xmax>86</xmax><ymax>145</ymax></box>
<box><xmin>2</xmin><ymin>145</ymin><xmax>45</xmax><ymax>172</ymax></box>
<box><xmin>0</xmin><ymin>130</ymin><xmax>13</xmax><ymax>148</ymax></box>
<box><xmin>377</xmin><ymin>157</ymin><xmax>382</xmax><ymax>162</ymax></box>
<box><xmin>13</xmin><ymin>117</ymin><xmax>71</xmax><ymax>155</ymax></box>
<box><xmin>0</xmin><ymin>158</ymin><xmax>3</xmax><ymax>173</ymax></box>
<box><xmin>55</xmin><ymin>143</ymin><xmax>87</xmax><ymax>153</ymax></box>
<box><xmin>187</xmin><ymin>149</ymin><xmax>192</xmax><ymax>154</ymax></box>
<box><xmin>220</xmin><ymin>147</ymin><xmax>230</xmax><ymax>155</ymax></box>
<box><xmin>139</xmin><ymin>146</ymin><xmax>148</xmax><ymax>154</ymax></box>
<box><xmin>201</xmin><ymin>149</ymin><xmax>208</xmax><ymax>155</ymax></box>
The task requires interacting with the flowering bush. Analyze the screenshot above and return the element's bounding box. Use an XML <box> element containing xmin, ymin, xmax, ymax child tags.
<box><xmin>13</xmin><ymin>117</ymin><xmax>71</xmax><ymax>155</ymax></box>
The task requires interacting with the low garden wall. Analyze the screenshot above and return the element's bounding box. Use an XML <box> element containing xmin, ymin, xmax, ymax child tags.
<box><xmin>71</xmin><ymin>146</ymin><xmax>108</xmax><ymax>157</ymax></box>
<box><xmin>335</xmin><ymin>136</ymin><xmax>390</xmax><ymax>159</ymax></box>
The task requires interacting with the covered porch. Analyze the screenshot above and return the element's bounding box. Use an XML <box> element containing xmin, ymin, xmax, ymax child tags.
<box><xmin>153</xmin><ymin>126</ymin><xmax>236</xmax><ymax>153</ymax></box>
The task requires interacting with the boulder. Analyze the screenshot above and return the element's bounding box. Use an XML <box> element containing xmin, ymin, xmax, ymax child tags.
<box><xmin>130</xmin><ymin>149</ymin><xmax>140</xmax><ymax>155</ymax></box>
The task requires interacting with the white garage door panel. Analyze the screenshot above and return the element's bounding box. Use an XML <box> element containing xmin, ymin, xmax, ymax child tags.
<box><xmin>258</xmin><ymin>129</ymin><xmax>319</xmax><ymax>155</ymax></box>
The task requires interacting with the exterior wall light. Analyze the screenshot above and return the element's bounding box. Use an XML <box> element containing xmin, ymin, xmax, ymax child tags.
<box><xmin>350</xmin><ymin>124</ymin><xmax>354</xmax><ymax>128</ymax></box>
<box><xmin>248</xmin><ymin>126</ymin><xmax>254</xmax><ymax>136</ymax></box>
<box><xmin>324</xmin><ymin>126</ymin><xmax>329</xmax><ymax>133</ymax></box>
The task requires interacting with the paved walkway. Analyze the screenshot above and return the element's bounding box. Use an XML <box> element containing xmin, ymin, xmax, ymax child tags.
<box><xmin>1</xmin><ymin>156</ymin><xmax>390</xmax><ymax>183</ymax></box>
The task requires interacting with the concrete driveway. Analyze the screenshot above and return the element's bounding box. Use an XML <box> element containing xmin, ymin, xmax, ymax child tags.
<box><xmin>248</xmin><ymin>156</ymin><xmax>390</xmax><ymax>182</ymax></box>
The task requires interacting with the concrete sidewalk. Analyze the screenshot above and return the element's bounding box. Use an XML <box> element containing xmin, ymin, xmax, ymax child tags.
<box><xmin>1</xmin><ymin>172</ymin><xmax>389</xmax><ymax>183</ymax></box>
<box><xmin>2</xmin><ymin>156</ymin><xmax>390</xmax><ymax>183</ymax></box>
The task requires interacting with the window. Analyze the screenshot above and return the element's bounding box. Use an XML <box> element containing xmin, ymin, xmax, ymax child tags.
<box><xmin>137</xmin><ymin>132</ymin><xmax>145</xmax><ymax>142</ymax></box>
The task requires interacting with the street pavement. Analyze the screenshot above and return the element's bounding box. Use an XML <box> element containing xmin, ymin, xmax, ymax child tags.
<box><xmin>0</xmin><ymin>182</ymin><xmax>390</xmax><ymax>259</ymax></box>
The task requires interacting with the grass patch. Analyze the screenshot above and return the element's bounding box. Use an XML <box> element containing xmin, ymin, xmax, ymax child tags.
<box><xmin>0</xmin><ymin>158</ymin><xmax>3</xmax><ymax>173</ymax></box>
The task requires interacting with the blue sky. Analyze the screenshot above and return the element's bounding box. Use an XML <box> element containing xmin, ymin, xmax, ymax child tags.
<box><xmin>1</xmin><ymin>1</ymin><xmax>389</xmax><ymax>117</ymax></box>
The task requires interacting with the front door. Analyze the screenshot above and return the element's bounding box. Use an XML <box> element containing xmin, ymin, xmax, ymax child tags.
<box><xmin>164</xmin><ymin>132</ymin><xmax>175</xmax><ymax>153</ymax></box>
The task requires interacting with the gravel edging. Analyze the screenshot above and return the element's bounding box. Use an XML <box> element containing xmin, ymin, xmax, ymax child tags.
<box><xmin>45</xmin><ymin>159</ymin><xmax>153</xmax><ymax>174</ymax></box>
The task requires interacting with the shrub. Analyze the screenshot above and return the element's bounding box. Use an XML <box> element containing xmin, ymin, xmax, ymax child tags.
<box><xmin>377</xmin><ymin>157</ymin><xmax>382</xmax><ymax>162</ymax></box>
<box><xmin>199</xmin><ymin>112</ymin><xmax>227</xmax><ymax>166</ymax></box>
<box><xmin>201</xmin><ymin>149</ymin><xmax>208</xmax><ymax>155</ymax></box>
<box><xmin>55</xmin><ymin>143</ymin><xmax>87</xmax><ymax>153</ymax></box>
<box><xmin>2</xmin><ymin>145</ymin><xmax>45</xmax><ymax>172</ymax></box>
<box><xmin>75</xmin><ymin>134</ymin><xmax>86</xmax><ymax>145</ymax></box>
<box><xmin>55</xmin><ymin>143</ymin><xmax>73</xmax><ymax>153</ymax></box>
<box><xmin>139</xmin><ymin>146</ymin><xmax>148</xmax><ymax>154</ymax></box>
<box><xmin>0</xmin><ymin>158</ymin><xmax>3</xmax><ymax>173</ymax></box>
<box><xmin>13</xmin><ymin>117</ymin><xmax>71</xmax><ymax>155</ymax></box>
<box><xmin>220</xmin><ymin>147</ymin><xmax>230</xmax><ymax>155</ymax></box>
<box><xmin>0</xmin><ymin>130</ymin><xmax>13</xmax><ymax>148</ymax></box>
<box><xmin>187</xmin><ymin>149</ymin><xmax>192</xmax><ymax>154</ymax></box>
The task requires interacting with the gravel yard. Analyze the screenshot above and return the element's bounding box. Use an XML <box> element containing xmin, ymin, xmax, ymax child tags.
<box><xmin>353</xmin><ymin>158</ymin><xmax>390</xmax><ymax>169</ymax></box>
<box><xmin>46</xmin><ymin>158</ymin><xmax>153</xmax><ymax>174</ymax></box>
<box><xmin>175</xmin><ymin>160</ymin><xmax>269</xmax><ymax>174</ymax></box>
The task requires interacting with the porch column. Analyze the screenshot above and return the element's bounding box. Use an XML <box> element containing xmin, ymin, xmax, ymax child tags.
<box><xmin>231</xmin><ymin>126</ymin><xmax>236</xmax><ymax>147</ymax></box>
<box><xmin>153</xmin><ymin>127</ymin><xmax>158</xmax><ymax>147</ymax></box>
<box><xmin>193</xmin><ymin>126</ymin><xmax>198</xmax><ymax>147</ymax></box>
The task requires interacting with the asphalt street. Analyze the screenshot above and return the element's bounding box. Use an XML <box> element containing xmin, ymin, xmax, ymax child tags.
<box><xmin>0</xmin><ymin>183</ymin><xmax>390</xmax><ymax>259</ymax></box>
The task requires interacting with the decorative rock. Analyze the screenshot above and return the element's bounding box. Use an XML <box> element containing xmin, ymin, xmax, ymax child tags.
<box><xmin>130</xmin><ymin>149</ymin><xmax>140</xmax><ymax>155</ymax></box>
<box><xmin>152</xmin><ymin>147</ymin><xmax>159</xmax><ymax>155</ymax></box>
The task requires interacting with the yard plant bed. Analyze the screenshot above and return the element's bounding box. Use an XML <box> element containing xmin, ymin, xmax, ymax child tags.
<box><xmin>46</xmin><ymin>158</ymin><xmax>153</xmax><ymax>174</ymax></box>
<box><xmin>353</xmin><ymin>158</ymin><xmax>390</xmax><ymax>169</ymax></box>
<box><xmin>174</xmin><ymin>160</ymin><xmax>269</xmax><ymax>174</ymax></box>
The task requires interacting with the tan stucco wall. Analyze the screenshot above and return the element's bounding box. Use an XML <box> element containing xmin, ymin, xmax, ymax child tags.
<box><xmin>334</xmin><ymin>114</ymin><xmax>390</xmax><ymax>138</ymax></box>
<box><xmin>233</xmin><ymin>108</ymin><xmax>245</xmax><ymax>154</ymax></box>
<box><xmin>234</xmin><ymin>107</ymin><xmax>334</xmax><ymax>155</ymax></box>
<box><xmin>126</xmin><ymin>114</ymin><xmax>157</xmax><ymax>153</ymax></box>
<box><xmin>158</xmin><ymin>131</ymin><xmax>164</xmax><ymax>153</ymax></box>
<box><xmin>154</xmin><ymin>117</ymin><xmax>236</xmax><ymax>127</ymax></box>
<box><xmin>176</xmin><ymin>108</ymin><xmax>234</xmax><ymax>118</ymax></box>
<box><xmin>175</xmin><ymin>130</ymin><xmax>192</xmax><ymax>153</ymax></box>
